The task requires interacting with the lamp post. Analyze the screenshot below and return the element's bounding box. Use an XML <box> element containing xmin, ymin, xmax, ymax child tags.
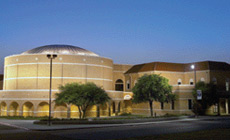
<box><xmin>191</xmin><ymin>64</ymin><xmax>196</xmax><ymax>85</ymax></box>
<box><xmin>47</xmin><ymin>54</ymin><xmax>57</xmax><ymax>126</ymax></box>
<box><xmin>191</xmin><ymin>64</ymin><xmax>197</xmax><ymax>117</ymax></box>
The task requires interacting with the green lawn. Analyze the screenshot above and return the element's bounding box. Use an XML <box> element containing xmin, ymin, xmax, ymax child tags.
<box><xmin>119</xmin><ymin>129</ymin><xmax>230</xmax><ymax>140</ymax></box>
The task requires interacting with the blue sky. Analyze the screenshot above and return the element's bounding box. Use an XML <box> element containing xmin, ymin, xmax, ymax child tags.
<box><xmin>1</xmin><ymin>0</ymin><xmax>230</xmax><ymax>74</ymax></box>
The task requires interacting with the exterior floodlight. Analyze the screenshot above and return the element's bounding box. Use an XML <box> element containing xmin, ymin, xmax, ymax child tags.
<box><xmin>47</xmin><ymin>54</ymin><xmax>57</xmax><ymax>126</ymax></box>
<box><xmin>47</xmin><ymin>54</ymin><xmax>57</xmax><ymax>59</ymax></box>
<box><xmin>191</xmin><ymin>64</ymin><xmax>195</xmax><ymax>70</ymax></box>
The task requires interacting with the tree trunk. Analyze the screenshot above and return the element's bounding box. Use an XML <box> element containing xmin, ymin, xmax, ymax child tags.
<box><xmin>83</xmin><ymin>110</ymin><xmax>86</xmax><ymax>119</ymax></box>
<box><xmin>217</xmin><ymin>100</ymin><xmax>220</xmax><ymax>116</ymax></box>
<box><xmin>149</xmin><ymin>101</ymin><xmax>153</xmax><ymax>117</ymax></box>
<box><xmin>77</xmin><ymin>106</ymin><xmax>82</xmax><ymax>119</ymax></box>
<box><xmin>67</xmin><ymin>105</ymin><xmax>71</xmax><ymax>119</ymax></box>
<box><xmin>108</xmin><ymin>102</ymin><xmax>111</xmax><ymax>116</ymax></box>
<box><xmin>96</xmin><ymin>104</ymin><xmax>100</xmax><ymax>118</ymax></box>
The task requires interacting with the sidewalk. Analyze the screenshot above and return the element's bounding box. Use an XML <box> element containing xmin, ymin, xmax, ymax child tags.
<box><xmin>0</xmin><ymin>116</ymin><xmax>229</xmax><ymax>131</ymax></box>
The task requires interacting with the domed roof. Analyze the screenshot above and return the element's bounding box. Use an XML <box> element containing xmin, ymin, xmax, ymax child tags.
<box><xmin>22</xmin><ymin>44</ymin><xmax>99</xmax><ymax>56</ymax></box>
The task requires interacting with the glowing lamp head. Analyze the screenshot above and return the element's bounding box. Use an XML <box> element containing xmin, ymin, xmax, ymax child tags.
<box><xmin>191</xmin><ymin>64</ymin><xmax>195</xmax><ymax>70</ymax></box>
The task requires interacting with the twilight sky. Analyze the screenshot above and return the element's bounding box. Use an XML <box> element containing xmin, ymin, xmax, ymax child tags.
<box><xmin>1</xmin><ymin>0</ymin><xmax>230</xmax><ymax>74</ymax></box>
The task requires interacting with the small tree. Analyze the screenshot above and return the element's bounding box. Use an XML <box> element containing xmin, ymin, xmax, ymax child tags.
<box><xmin>132</xmin><ymin>74</ymin><xmax>175</xmax><ymax>117</ymax></box>
<box><xmin>55</xmin><ymin>82</ymin><xmax>110</xmax><ymax>119</ymax></box>
<box><xmin>192</xmin><ymin>81</ymin><xmax>220</xmax><ymax>115</ymax></box>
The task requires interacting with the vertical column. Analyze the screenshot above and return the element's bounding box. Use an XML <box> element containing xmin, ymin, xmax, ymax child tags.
<box><xmin>6</xmin><ymin>103</ymin><xmax>10</xmax><ymax>116</ymax></box>
<box><xmin>226</xmin><ymin>99</ymin><xmax>229</xmax><ymax>114</ymax></box>
<box><xmin>51</xmin><ymin>102</ymin><xmax>55</xmax><ymax>117</ymax></box>
<box><xmin>19</xmin><ymin>104</ymin><xmax>23</xmax><ymax>116</ymax></box>
<box><xmin>115</xmin><ymin>101</ymin><xmax>120</xmax><ymax>116</ymax></box>
<box><xmin>33</xmin><ymin>103</ymin><xmax>38</xmax><ymax>117</ymax></box>
<box><xmin>16</xmin><ymin>64</ymin><xmax>18</xmax><ymax>89</ymax></box>
<box><xmin>36</xmin><ymin>63</ymin><xmax>38</xmax><ymax>89</ymax></box>
<box><xmin>3</xmin><ymin>66</ymin><xmax>7</xmax><ymax>90</ymax></box>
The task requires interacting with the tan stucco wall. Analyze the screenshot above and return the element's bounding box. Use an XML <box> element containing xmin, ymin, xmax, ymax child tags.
<box><xmin>123</xmin><ymin>70</ymin><xmax>213</xmax><ymax>115</ymax></box>
<box><xmin>0</xmin><ymin>54</ymin><xmax>115</xmax><ymax>118</ymax></box>
<box><xmin>1</xmin><ymin>52</ymin><xmax>229</xmax><ymax>118</ymax></box>
<box><xmin>4</xmin><ymin>54</ymin><xmax>113</xmax><ymax>90</ymax></box>
<box><xmin>112</xmin><ymin>64</ymin><xmax>132</xmax><ymax>91</ymax></box>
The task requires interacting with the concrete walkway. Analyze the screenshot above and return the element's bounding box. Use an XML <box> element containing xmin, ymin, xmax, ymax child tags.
<box><xmin>0</xmin><ymin>116</ymin><xmax>229</xmax><ymax>131</ymax></box>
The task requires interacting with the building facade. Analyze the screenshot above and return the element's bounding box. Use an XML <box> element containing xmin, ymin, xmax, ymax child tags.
<box><xmin>0</xmin><ymin>45</ymin><xmax>229</xmax><ymax>117</ymax></box>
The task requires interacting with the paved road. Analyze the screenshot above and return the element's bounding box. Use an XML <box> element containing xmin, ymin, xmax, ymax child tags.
<box><xmin>51</xmin><ymin>118</ymin><xmax>230</xmax><ymax>139</ymax></box>
<box><xmin>0</xmin><ymin>118</ymin><xmax>230</xmax><ymax>140</ymax></box>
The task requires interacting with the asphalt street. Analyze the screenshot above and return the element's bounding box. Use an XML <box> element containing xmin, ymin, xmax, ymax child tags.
<box><xmin>0</xmin><ymin>118</ymin><xmax>230</xmax><ymax>140</ymax></box>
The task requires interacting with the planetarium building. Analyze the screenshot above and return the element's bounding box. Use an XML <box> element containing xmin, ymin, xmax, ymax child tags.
<box><xmin>0</xmin><ymin>44</ymin><xmax>229</xmax><ymax>118</ymax></box>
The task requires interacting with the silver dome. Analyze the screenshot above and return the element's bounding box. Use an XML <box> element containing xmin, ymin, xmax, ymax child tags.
<box><xmin>22</xmin><ymin>45</ymin><xmax>99</xmax><ymax>56</ymax></box>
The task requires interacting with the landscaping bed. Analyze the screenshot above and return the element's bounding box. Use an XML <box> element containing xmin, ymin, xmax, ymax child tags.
<box><xmin>33</xmin><ymin>115</ymin><xmax>192</xmax><ymax>125</ymax></box>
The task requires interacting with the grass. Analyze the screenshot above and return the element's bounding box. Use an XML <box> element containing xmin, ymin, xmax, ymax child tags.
<box><xmin>118</xmin><ymin>129</ymin><xmax>230</xmax><ymax>140</ymax></box>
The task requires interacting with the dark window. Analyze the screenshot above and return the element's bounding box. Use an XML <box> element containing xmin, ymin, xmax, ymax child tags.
<box><xmin>188</xmin><ymin>99</ymin><xmax>192</xmax><ymax>110</ymax></box>
<box><xmin>178</xmin><ymin>79</ymin><xmax>182</xmax><ymax>85</ymax></box>
<box><xmin>212</xmin><ymin>78</ymin><xmax>217</xmax><ymax>84</ymax></box>
<box><xmin>115</xmin><ymin>84</ymin><xmax>123</xmax><ymax>91</ymax></box>
<box><xmin>127</xmin><ymin>83</ymin><xmax>130</xmax><ymax>89</ymax></box>
<box><xmin>226</xmin><ymin>81</ymin><xmax>229</xmax><ymax>91</ymax></box>
<box><xmin>171</xmin><ymin>101</ymin><xmax>175</xmax><ymax>110</ymax></box>
<box><xmin>190</xmin><ymin>82</ymin><xmax>193</xmax><ymax>85</ymax></box>
<box><xmin>115</xmin><ymin>79</ymin><xmax>124</xmax><ymax>91</ymax></box>
<box><xmin>161</xmin><ymin>102</ymin><xmax>164</xmax><ymax>110</ymax></box>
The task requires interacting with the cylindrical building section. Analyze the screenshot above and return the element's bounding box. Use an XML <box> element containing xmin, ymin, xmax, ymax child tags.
<box><xmin>4</xmin><ymin>45</ymin><xmax>113</xmax><ymax>91</ymax></box>
<box><xmin>1</xmin><ymin>45</ymin><xmax>114</xmax><ymax>117</ymax></box>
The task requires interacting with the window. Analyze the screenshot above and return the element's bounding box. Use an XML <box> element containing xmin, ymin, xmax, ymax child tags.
<box><xmin>177</xmin><ymin>79</ymin><xmax>182</xmax><ymax>85</ymax></box>
<box><xmin>127</xmin><ymin>80</ymin><xmax>130</xmax><ymax>90</ymax></box>
<box><xmin>189</xmin><ymin>79</ymin><xmax>194</xmax><ymax>85</ymax></box>
<box><xmin>171</xmin><ymin>101</ymin><xmax>175</xmax><ymax>110</ymax></box>
<box><xmin>226</xmin><ymin>78</ymin><xmax>229</xmax><ymax>91</ymax></box>
<box><xmin>188</xmin><ymin>99</ymin><xmax>192</xmax><ymax>110</ymax></box>
<box><xmin>161</xmin><ymin>102</ymin><xmax>164</xmax><ymax>110</ymax></box>
<box><xmin>212</xmin><ymin>77</ymin><xmax>217</xmax><ymax>84</ymax></box>
<box><xmin>200</xmin><ymin>78</ymin><xmax>205</xmax><ymax>82</ymax></box>
<box><xmin>115</xmin><ymin>79</ymin><xmax>124</xmax><ymax>91</ymax></box>
<box><xmin>226</xmin><ymin>82</ymin><xmax>229</xmax><ymax>91</ymax></box>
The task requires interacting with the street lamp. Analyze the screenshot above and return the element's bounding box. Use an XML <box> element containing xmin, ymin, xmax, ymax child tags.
<box><xmin>191</xmin><ymin>64</ymin><xmax>198</xmax><ymax>117</ymax></box>
<box><xmin>47</xmin><ymin>54</ymin><xmax>57</xmax><ymax>126</ymax></box>
<box><xmin>191</xmin><ymin>64</ymin><xmax>196</xmax><ymax>85</ymax></box>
